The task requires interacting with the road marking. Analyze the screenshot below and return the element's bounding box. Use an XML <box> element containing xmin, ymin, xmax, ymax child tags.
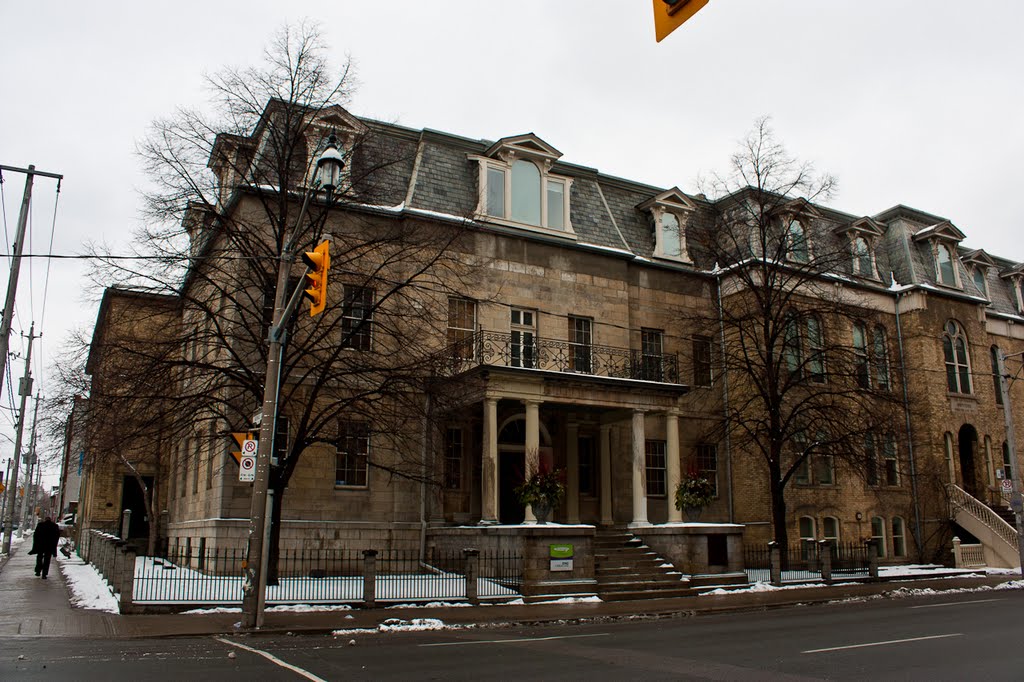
<box><xmin>420</xmin><ymin>632</ymin><xmax>611</xmax><ymax>648</ymax></box>
<box><xmin>802</xmin><ymin>633</ymin><xmax>962</xmax><ymax>654</ymax></box>
<box><xmin>212</xmin><ymin>636</ymin><xmax>327</xmax><ymax>681</ymax></box>
<box><xmin>909</xmin><ymin>598</ymin><xmax>1002</xmax><ymax>609</ymax></box>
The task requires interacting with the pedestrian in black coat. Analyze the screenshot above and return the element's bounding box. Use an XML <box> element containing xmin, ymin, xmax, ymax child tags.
<box><xmin>28</xmin><ymin>517</ymin><xmax>60</xmax><ymax>579</ymax></box>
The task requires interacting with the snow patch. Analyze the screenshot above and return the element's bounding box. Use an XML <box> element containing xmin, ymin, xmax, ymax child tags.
<box><xmin>332</xmin><ymin>618</ymin><xmax>454</xmax><ymax>636</ymax></box>
<box><xmin>58</xmin><ymin>553</ymin><xmax>120</xmax><ymax>613</ymax></box>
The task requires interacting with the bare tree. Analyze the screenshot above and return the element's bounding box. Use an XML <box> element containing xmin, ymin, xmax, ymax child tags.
<box><xmin>690</xmin><ymin>118</ymin><xmax>908</xmax><ymax>557</ymax></box>
<box><xmin>57</xmin><ymin>22</ymin><xmax>476</xmax><ymax>564</ymax></box>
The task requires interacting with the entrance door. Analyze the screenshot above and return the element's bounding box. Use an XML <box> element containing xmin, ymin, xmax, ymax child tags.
<box><xmin>498</xmin><ymin>451</ymin><xmax>525</xmax><ymax>524</ymax></box>
<box><xmin>958</xmin><ymin>425</ymin><xmax>978</xmax><ymax>497</ymax></box>
<box><xmin>120</xmin><ymin>476</ymin><xmax>152</xmax><ymax>540</ymax></box>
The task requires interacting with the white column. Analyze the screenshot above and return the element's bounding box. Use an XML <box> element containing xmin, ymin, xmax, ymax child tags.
<box><xmin>600</xmin><ymin>424</ymin><xmax>613</xmax><ymax>526</ymax></box>
<box><xmin>666</xmin><ymin>411</ymin><xmax>682</xmax><ymax>523</ymax></box>
<box><xmin>629</xmin><ymin>409</ymin><xmax>650</xmax><ymax>527</ymax></box>
<box><xmin>566</xmin><ymin>421</ymin><xmax>580</xmax><ymax>524</ymax></box>
<box><xmin>523</xmin><ymin>399</ymin><xmax>540</xmax><ymax>524</ymax></box>
<box><xmin>480</xmin><ymin>398</ymin><xmax>498</xmax><ymax>524</ymax></box>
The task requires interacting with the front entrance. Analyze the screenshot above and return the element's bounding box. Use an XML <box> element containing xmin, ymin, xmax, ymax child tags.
<box><xmin>120</xmin><ymin>476</ymin><xmax>152</xmax><ymax>540</ymax></box>
<box><xmin>958</xmin><ymin>424</ymin><xmax>979</xmax><ymax>497</ymax></box>
<box><xmin>498</xmin><ymin>451</ymin><xmax>525</xmax><ymax>524</ymax></box>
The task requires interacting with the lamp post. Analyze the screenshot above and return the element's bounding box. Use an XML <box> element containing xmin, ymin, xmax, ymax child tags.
<box><xmin>996</xmin><ymin>349</ymin><xmax>1024</xmax><ymax>577</ymax></box>
<box><xmin>240</xmin><ymin>135</ymin><xmax>343</xmax><ymax>630</ymax></box>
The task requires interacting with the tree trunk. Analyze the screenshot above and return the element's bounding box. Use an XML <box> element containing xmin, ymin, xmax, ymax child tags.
<box><xmin>769</xmin><ymin>463</ymin><xmax>789</xmax><ymax>570</ymax></box>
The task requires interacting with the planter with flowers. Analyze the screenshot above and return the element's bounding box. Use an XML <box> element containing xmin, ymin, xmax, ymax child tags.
<box><xmin>514</xmin><ymin>467</ymin><xmax>566</xmax><ymax>524</ymax></box>
<box><xmin>674</xmin><ymin>471</ymin><xmax>716</xmax><ymax>522</ymax></box>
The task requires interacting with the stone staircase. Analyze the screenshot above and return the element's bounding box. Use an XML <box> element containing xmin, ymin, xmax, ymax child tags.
<box><xmin>593</xmin><ymin>528</ymin><xmax>692</xmax><ymax>601</ymax></box>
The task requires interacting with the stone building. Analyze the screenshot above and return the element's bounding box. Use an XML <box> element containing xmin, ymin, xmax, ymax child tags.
<box><xmin>74</xmin><ymin>100</ymin><xmax>1024</xmax><ymax>570</ymax></box>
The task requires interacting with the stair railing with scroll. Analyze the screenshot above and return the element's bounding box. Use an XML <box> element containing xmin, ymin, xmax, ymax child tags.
<box><xmin>947</xmin><ymin>484</ymin><xmax>1018</xmax><ymax>552</ymax></box>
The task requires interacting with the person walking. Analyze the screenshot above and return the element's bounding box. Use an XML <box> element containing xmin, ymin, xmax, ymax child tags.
<box><xmin>28</xmin><ymin>516</ymin><xmax>60</xmax><ymax>579</ymax></box>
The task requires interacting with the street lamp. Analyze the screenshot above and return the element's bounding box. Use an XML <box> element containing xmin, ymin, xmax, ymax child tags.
<box><xmin>240</xmin><ymin>135</ymin><xmax>344</xmax><ymax>630</ymax></box>
<box><xmin>995</xmin><ymin>349</ymin><xmax>1024</xmax><ymax>578</ymax></box>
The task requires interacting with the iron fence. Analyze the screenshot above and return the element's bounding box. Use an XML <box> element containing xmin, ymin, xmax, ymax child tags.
<box><xmin>744</xmin><ymin>541</ymin><xmax>871</xmax><ymax>584</ymax></box>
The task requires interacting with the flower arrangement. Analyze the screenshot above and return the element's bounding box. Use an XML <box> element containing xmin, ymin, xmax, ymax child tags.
<box><xmin>514</xmin><ymin>467</ymin><xmax>566</xmax><ymax>508</ymax></box>
<box><xmin>674</xmin><ymin>470</ymin><xmax>716</xmax><ymax>512</ymax></box>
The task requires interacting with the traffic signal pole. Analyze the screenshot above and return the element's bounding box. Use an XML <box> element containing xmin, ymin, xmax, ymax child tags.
<box><xmin>2</xmin><ymin>324</ymin><xmax>35</xmax><ymax>555</ymax></box>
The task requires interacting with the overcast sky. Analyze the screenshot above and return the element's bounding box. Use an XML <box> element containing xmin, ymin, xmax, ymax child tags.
<box><xmin>2</xmin><ymin>1</ymin><xmax>1022</xmax><ymax>482</ymax></box>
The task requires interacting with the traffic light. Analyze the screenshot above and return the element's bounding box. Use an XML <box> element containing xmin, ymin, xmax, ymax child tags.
<box><xmin>302</xmin><ymin>240</ymin><xmax>331</xmax><ymax>317</ymax></box>
<box><xmin>653</xmin><ymin>0</ymin><xmax>710</xmax><ymax>42</ymax></box>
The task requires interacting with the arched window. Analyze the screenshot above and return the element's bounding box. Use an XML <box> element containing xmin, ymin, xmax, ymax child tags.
<box><xmin>822</xmin><ymin>517</ymin><xmax>840</xmax><ymax>548</ymax></box>
<box><xmin>510</xmin><ymin>160</ymin><xmax>541</xmax><ymax>226</ymax></box>
<box><xmin>798</xmin><ymin>516</ymin><xmax>816</xmax><ymax>558</ymax></box>
<box><xmin>659</xmin><ymin>212</ymin><xmax>682</xmax><ymax>258</ymax></box>
<box><xmin>873</xmin><ymin>326</ymin><xmax>890</xmax><ymax>391</ymax></box>
<box><xmin>852</xmin><ymin>322</ymin><xmax>870</xmax><ymax>388</ymax></box>
<box><xmin>787</xmin><ymin>220</ymin><xmax>809</xmax><ymax>263</ymax></box>
<box><xmin>942</xmin><ymin>321</ymin><xmax>971</xmax><ymax>394</ymax></box>
<box><xmin>972</xmin><ymin>267</ymin><xmax>988</xmax><ymax>296</ymax></box>
<box><xmin>853</xmin><ymin>236</ymin><xmax>872</xmax><ymax>276</ymax></box>
<box><xmin>783</xmin><ymin>315</ymin><xmax>803</xmax><ymax>376</ymax></box>
<box><xmin>936</xmin><ymin>243</ymin><xmax>956</xmax><ymax>286</ymax></box>
<box><xmin>806</xmin><ymin>316</ymin><xmax>826</xmax><ymax>383</ymax></box>
<box><xmin>891</xmin><ymin>517</ymin><xmax>907</xmax><ymax>557</ymax></box>
<box><xmin>991</xmin><ymin>346</ymin><xmax>1004</xmax><ymax>406</ymax></box>
<box><xmin>870</xmin><ymin>516</ymin><xmax>886</xmax><ymax>558</ymax></box>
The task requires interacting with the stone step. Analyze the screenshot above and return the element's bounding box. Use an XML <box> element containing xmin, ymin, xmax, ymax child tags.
<box><xmin>598</xmin><ymin>587</ymin><xmax>694</xmax><ymax>601</ymax></box>
<box><xmin>689</xmin><ymin>572</ymin><xmax>749</xmax><ymax>589</ymax></box>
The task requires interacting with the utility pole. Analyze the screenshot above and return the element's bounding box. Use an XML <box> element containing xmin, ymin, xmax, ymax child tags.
<box><xmin>1</xmin><ymin>323</ymin><xmax>35</xmax><ymax>554</ymax></box>
<box><xmin>1</xmin><ymin>458</ymin><xmax>9</xmax><ymax>524</ymax></box>
<box><xmin>996</xmin><ymin>350</ymin><xmax>1024</xmax><ymax>577</ymax></box>
<box><xmin>0</xmin><ymin>164</ymin><xmax>61</xmax><ymax>407</ymax></box>
<box><xmin>20</xmin><ymin>392</ymin><xmax>42</xmax><ymax>533</ymax></box>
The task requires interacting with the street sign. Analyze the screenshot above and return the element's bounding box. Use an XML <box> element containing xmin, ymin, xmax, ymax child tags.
<box><xmin>239</xmin><ymin>453</ymin><xmax>256</xmax><ymax>482</ymax></box>
<box><xmin>231</xmin><ymin>432</ymin><xmax>256</xmax><ymax>465</ymax></box>
<box><xmin>1002</xmin><ymin>479</ymin><xmax>1014</xmax><ymax>493</ymax></box>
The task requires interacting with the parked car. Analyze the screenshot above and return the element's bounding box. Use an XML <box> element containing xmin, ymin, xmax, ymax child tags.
<box><xmin>58</xmin><ymin>513</ymin><xmax>76</xmax><ymax>532</ymax></box>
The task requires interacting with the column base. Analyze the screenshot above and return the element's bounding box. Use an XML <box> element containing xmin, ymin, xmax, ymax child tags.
<box><xmin>477</xmin><ymin>519</ymin><xmax>499</xmax><ymax>526</ymax></box>
<box><xmin>627</xmin><ymin>521</ymin><xmax>652</xmax><ymax>529</ymax></box>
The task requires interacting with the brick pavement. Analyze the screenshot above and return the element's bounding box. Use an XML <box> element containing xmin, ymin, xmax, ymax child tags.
<box><xmin>0</xmin><ymin>540</ymin><xmax>1018</xmax><ymax>639</ymax></box>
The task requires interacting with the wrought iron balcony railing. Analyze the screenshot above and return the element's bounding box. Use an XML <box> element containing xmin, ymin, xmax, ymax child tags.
<box><xmin>436</xmin><ymin>330</ymin><xmax>680</xmax><ymax>384</ymax></box>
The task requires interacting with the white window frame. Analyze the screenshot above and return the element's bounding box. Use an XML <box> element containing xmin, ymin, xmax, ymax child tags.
<box><xmin>972</xmin><ymin>266</ymin><xmax>989</xmax><ymax>297</ymax></box>
<box><xmin>870</xmin><ymin>516</ymin><xmax>887</xmax><ymax>558</ymax></box>
<box><xmin>786</xmin><ymin>219</ymin><xmax>810</xmax><ymax>263</ymax></box>
<box><xmin>822</xmin><ymin>516</ymin><xmax>840</xmax><ymax>548</ymax></box>
<box><xmin>891</xmin><ymin>517</ymin><xmax>907</xmax><ymax>557</ymax></box>
<box><xmin>475</xmin><ymin>157</ymin><xmax>574</xmax><ymax>236</ymax></box>
<box><xmin>851</xmin><ymin>235</ymin><xmax>875</xmax><ymax>278</ymax></box>
<box><xmin>934</xmin><ymin>241</ymin><xmax>960</xmax><ymax>288</ymax></box>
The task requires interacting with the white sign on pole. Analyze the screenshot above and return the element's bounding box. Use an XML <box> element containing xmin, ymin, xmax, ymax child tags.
<box><xmin>239</xmin><ymin>438</ymin><xmax>258</xmax><ymax>482</ymax></box>
<box><xmin>1001</xmin><ymin>478</ymin><xmax>1013</xmax><ymax>494</ymax></box>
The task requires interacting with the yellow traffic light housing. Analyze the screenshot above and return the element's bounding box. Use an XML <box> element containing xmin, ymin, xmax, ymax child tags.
<box><xmin>302</xmin><ymin>240</ymin><xmax>331</xmax><ymax>317</ymax></box>
<box><xmin>653</xmin><ymin>0</ymin><xmax>709</xmax><ymax>42</ymax></box>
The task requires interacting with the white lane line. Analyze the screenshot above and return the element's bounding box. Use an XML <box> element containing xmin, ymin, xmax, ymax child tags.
<box><xmin>420</xmin><ymin>632</ymin><xmax>611</xmax><ymax>648</ymax></box>
<box><xmin>802</xmin><ymin>633</ymin><xmax>962</xmax><ymax>654</ymax></box>
<box><xmin>909</xmin><ymin>598</ymin><xmax>1002</xmax><ymax>609</ymax></box>
<box><xmin>212</xmin><ymin>636</ymin><xmax>328</xmax><ymax>682</ymax></box>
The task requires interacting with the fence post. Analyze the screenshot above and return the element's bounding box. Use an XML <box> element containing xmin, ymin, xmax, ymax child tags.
<box><xmin>121</xmin><ymin>509</ymin><xmax>132</xmax><ymax>539</ymax></box>
<box><xmin>768</xmin><ymin>541</ymin><xmax>782</xmax><ymax>586</ymax></box>
<box><xmin>865</xmin><ymin>539</ymin><xmax>879</xmax><ymax>579</ymax></box>
<box><xmin>463</xmin><ymin>548</ymin><xmax>480</xmax><ymax>605</ymax></box>
<box><xmin>112</xmin><ymin>540</ymin><xmax>125</xmax><ymax>594</ymax></box>
<box><xmin>362</xmin><ymin>549</ymin><xmax>378</xmax><ymax>608</ymax></box>
<box><xmin>119</xmin><ymin>544</ymin><xmax>136</xmax><ymax>613</ymax></box>
<box><xmin>952</xmin><ymin>536</ymin><xmax>962</xmax><ymax>568</ymax></box>
<box><xmin>819</xmin><ymin>540</ymin><xmax>832</xmax><ymax>584</ymax></box>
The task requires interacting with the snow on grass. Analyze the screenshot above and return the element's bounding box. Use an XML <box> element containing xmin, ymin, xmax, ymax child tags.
<box><xmin>58</xmin><ymin>553</ymin><xmax>120</xmax><ymax>613</ymax></box>
<box><xmin>183</xmin><ymin>603</ymin><xmax>355</xmax><ymax>614</ymax></box>
<box><xmin>386</xmin><ymin>601</ymin><xmax>473</xmax><ymax>609</ymax></box>
<box><xmin>831</xmin><ymin>580</ymin><xmax>1024</xmax><ymax>604</ymax></box>
<box><xmin>332</xmin><ymin>617</ymin><xmax>456</xmax><ymax>636</ymax></box>
<box><xmin>530</xmin><ymin>596</ymin><xmax>602</xmax><ymax>604</ymax></box>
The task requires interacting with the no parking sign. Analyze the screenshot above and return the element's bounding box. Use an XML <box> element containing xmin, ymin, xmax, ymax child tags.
<box><xmin>239</xmin><ymin>438</ymin><xmax>258</xmax><ymax>482</ymax></box>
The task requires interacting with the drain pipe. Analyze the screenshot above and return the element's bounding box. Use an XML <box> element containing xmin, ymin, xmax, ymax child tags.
<box><xmin>419</xmin><ymin>393</ymin><xmax>431</xmax><ymax>564</ymax></box>
<box><xmin>716</xmin><ymin>275</ymin><xmax>735</xmax><ymax>523</ymax></box>
<box><xmin>894</xmin><ymin>291</ymin><xmax>924</xmax><ymax>556</ymax></box>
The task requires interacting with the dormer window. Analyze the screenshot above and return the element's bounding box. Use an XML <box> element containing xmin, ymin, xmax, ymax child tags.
<box><xmin>852</xmin><ymin>236</ymin><xmax>874</xmax><ymax>277</ymax></box>
<box><xmin>786</xmin><ymin>220</ymin><xmax>809</xmax><ymax>263</ymax></box>
<box><xmin>936</xmin><ymin>242</ymin><xmax>957</xmax><ymax>287</ymax></box>
<box><xmin>474</xmin><ymin>134</ymin><xmax>573</xmax><ymax>236</ymax></box>
<box><xmin>638</xmin><ymin>188</ymin><xmax>695</xmax><ymax>263</ymax></box>
<box><xmin>972</xmin><ymin>267</ymin><xmax>988</xmax><ymax>297</ymax></box>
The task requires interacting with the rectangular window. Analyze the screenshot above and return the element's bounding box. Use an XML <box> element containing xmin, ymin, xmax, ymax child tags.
<box><xmin>693</xmin><ymin>335</ymin><xmax>712</xmax><ymax>387</ymax></box>
<box><xmin>444</xmin><ymin>427</ymin><xmax>463</xmax><ymax>490</ymax></box>
<box><xmin>578</xmin><ymin>435</ymin><xmax>596</xmax><ymax>496</ymax></box>
<box><xmin>568</xmin><ymin>316</ymin><xmax>592</xmax><ymax>373</ymax></box>
<box><xmin>815</xmin><ymin>453</ymin><xmax>834</xmax><ymax>486</ymax></box>
<box><xmin>853</xmin><ymin>323</ymin><xmax>870</xmax><ymax>389</ymax></box>
<box><xmin>547</xmin><ymin>179</ymin><xmax>565</xmax><ymax>230</ymax></box>
<box><xmin>870</xmin><ymin>517</ymin><xmax>886</xmax><ymax>558</ymax></box>
<box><xmin>510</xmin><ymin>308</ymin><xmax>536</xmax><ymax>369</ymax></box>
<box><xmin>341</xmin><ymin>286</ymin><xmax>374</xmax><ymax>351</ymax></box>
<box><xmin>645</xmin><ymin>440</ymin><xmax>667</xmax><ymax>497</ymax></box>
<box><xmin>892</xmin><ymin>517</ymin><xmax>907</xmax><ymax>557</ymax></box>
<box><xmin>192</xmin><ymin>437</ymin><xmax>201</xmax><ymax>495</ymax></box>
<box><xmin>696</xmin><ymin>443</ymin><xmax>718</xmax><ymax>497</ymax></box>
<box><xmin>447</xmin><ymin>298</ymin><xmax>477</xmax><ymax>361</ymax></box>
<box><xmin>486</xmin><ymin>167</ymin><xmax>505</xmax><ymax>217</ymax></box>
<box><xmin>640</xmin><ymin>328</ymin><xmax>664</xmax><ymax>381</ymax></box>
<box><xmin>336</xmin><ymin>421</ymin><xmax>369</xmax><ymax>487</ymax></box>
<box><xmin>822</xmin><ymin>517</ymin><xmax>840</xmax><ymax>549</ymax></box>
<box><xmin>883</xmin><ymin>436</ymin><xmax>899</xmax><ymax>487</ymax></box>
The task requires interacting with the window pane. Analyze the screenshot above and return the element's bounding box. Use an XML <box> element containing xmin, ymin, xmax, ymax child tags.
<box><xmin>973</xmin><ymin>268</ymin><xmax>987</xmax><ymax>294</ymax></box>
<box><xmin>693</xmin><ymin>335</ymin><xmax>712</xmax><ymax>387</ymax></box>
<box><xmin>547</xmin><ymin>179</ymin><xmax>564</xmax><ymax>230</ymax></box>
<box><xmin>444</xmin><ymin>427</ymin><xmax>463</xmax><ymax>489</ymax></box>
<box><xmin>645</xmin><ymin>440</ymin><xmax>667</xmax><ymax>497</ymax></box>
<box><xmin>697</xmin><ymin>443</ymin><xmax>718</xmax><ymax>497</ymax></box>
<box><xmin>342</xmin><ymin>286</ymin><xmax>374</xmax><ymax>350</ymax></box>
<box><xmin>873</xmin><ymin>327</ymin><xmax>889</xmax><ymax>390</ymax></box>
<box><xmin>641</xmin><ymin>328</ymin><xmax>664</xmax><ymax>381</ymax></box>
<box><xmin>799</xmin><ymin>517</ymin><xmax>815</xmax><ymax>539</ymax></box>
<box><xmin>447</xmin><ymin>298</ymin><xmax>477</xmax><ymax>361</ymax></box>
<box><xmin>660</xmin><ymin>212</ymin><xmax>681</xmax><ymax>257</ymax></box>
<box><xmin>854</xmin><ymin>237</ymin><xmax>872</xmax><ymax>275</ymax></box>
<box><xmin>336</xmin><ymin>421</ymin><xmax>369</xmax><ymax>487</ymax></box>
<box><xmin>510</xmin><ymin>160</ymin><xmax>541</xmax><ymax>226</ymax></box>
<box><xmin>486</xmin><ymin>167</ymin><xmax>505</xmax><ymax>217</ymax></box>
<box><xmin>807</xmin><ymin>317</ymin><xmax>825</xmax><ymax>383</ymax></box>
<box><xmin>568</xmin><ymin>316</ymin><xmax>592</xmax><ymax>373</ymax></box>
<box><xmin>853</xmin><ymin>323</ymin><xmax>869</xmax><ymax>388</ymax></box>
<box><xmin>788</xmin><ymin>220</ymin><xmax>808</xmax><ymax>262</ymax></box>
<box><xmin>937</xmin><ymin>244</ymin><xmax>956</xmax><ymax>285</ymax></box>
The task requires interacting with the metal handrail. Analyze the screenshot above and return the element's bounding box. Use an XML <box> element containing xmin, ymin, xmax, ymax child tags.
<box><xmin>948</xmin><ymin>484</ymin><xmax>1018</xmax><ymax>551</ymax></box>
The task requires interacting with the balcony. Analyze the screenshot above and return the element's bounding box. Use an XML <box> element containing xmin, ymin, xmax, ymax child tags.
<box><xmin>437</xmin><ymin>331</ymin><xmax>680</xmax><ymax>384</ymax></box>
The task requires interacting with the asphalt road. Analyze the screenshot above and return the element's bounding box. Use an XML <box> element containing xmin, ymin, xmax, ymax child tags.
<box><xmin>4</xmin><ymin>588</ymin><xmax>1024</xmax><ymax>680</ymax></box>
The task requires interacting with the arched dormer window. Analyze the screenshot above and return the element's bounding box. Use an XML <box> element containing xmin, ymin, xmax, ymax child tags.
<box><xmin>639</xmin><ymin>188</ymin><xmax>694</xmax><ymax>262</ymax></box>
<box><xmin>936</xmin><ymin>243</ymin><xmax>957</xmax><ymax>287</ymax></box>
<box><xmin>474</xmin><ymin>134</ymin><xmax>573</xmax><ymax>235</ymax></box>
<box><xmin>787</xmin><ymin>220</ymin><xmax>809</xmax><ymax>263</ymax></box>
<box><xmin>972</xmin><ymin>267</ymin><xmax>988</xmax><ymax>297</ymax></box>
<box><xmin>942</xmin><ymin>320</ymin><xmax>971</xmax><ymax>394</ymax></box>
<box><xmin>660</xmin><ymin>212</ymin><xmax>682</xmax><ymax>258</ymax></box>
<box><xmin>853</xmin><ymin>236</ymin><xmax>874</xmax><ymax>277</ymax></box>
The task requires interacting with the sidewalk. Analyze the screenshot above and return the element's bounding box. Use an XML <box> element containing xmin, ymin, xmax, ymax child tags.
<box><xmin>0</xmin><ymin>542</ymin><xmax>1018</xmax><ymax>639</ymax></box>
